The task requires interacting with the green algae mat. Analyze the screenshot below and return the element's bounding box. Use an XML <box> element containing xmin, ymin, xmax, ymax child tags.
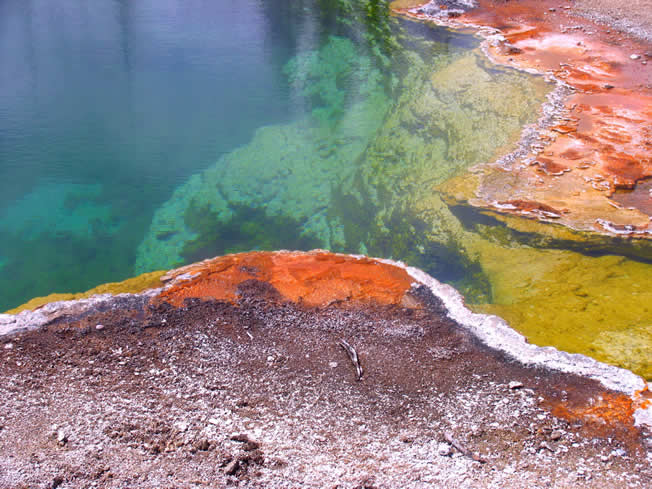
<box><xmin>1</xmin><ymin>0</ymin><xmax>650</xmax><ymax>378</ymax></box>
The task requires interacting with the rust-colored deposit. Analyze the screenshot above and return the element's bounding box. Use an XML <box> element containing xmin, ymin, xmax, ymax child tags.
<box><xmin>155</xmin><ymin>251</ymin><xmax>414</xmax><ymax>308</ymax></box>
<box><xmin>396</xmin><ymin>0</ymin><xmax>652</xmax><ymax>238</ymax></box>
<box><xmin>544</xmin><ymin>388</ymin><xmax>651</xmax><ymax>445</ymax></box>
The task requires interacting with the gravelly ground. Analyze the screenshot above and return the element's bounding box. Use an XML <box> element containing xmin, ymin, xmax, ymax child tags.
<box><xmin>573</xmin><ymin>0</ymin><xmax>652</xmax><ymax>42</ymax></box>
<box><xmin>1</xmin><ymin>282</ymin><xmax>650</xmax><ymax>488</ymax></box>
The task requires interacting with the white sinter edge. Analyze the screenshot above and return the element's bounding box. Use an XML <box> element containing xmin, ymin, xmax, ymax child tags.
<box><xmin>0</xmin><ymin>289</ymin><xmax>162</xmax><ymax>337</ymax></box>
<box><xmin>375</xmin><ymin>257</ymin><xmax>651</xmax><ymax>428</ymax></box>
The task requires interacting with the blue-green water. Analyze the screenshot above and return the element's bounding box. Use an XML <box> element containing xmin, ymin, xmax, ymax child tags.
<box><xmin>0</xmin><ymin>0</ymin><xmax>545</xmax><ymax>311</ymax></box>
<box><xmin>0</xmin><ymin>0</ymin><xmax>298</xmax><ymax>308</ymax></box>
<box><xmin>3</xmin><ymin>1</ymin><xmax>651</xmax><ymax>380</ymax></box>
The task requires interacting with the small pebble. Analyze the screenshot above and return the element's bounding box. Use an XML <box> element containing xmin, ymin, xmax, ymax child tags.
<box><xmin>437</xmin><ymin>443</ymin><xmax>453</xmax><ymax>456</ymax></box>
<box><xmin>224</xmin><ymin>458</ymin><xmax>240</xmax><ymax>475</ymax></box>
<box><xmin>95</xmin><ymin>324</ymin><xmax>105</xmax><ymax>331</ymax></box>
<box><xmin>509</xmin><ymin>381</ymin><xmax>524</xmax><ymax>390</ymax></box>
<box><xmin>610</xmin><ymin>448</ymin><xmax>626</xmax><ymax>457</ymax></box>
<box><xmin>3</xmin><ymin>343</ymin><xmax>13</xmax><ymax>350</ymax></box>
<box><xmin>550</xmin><ymin>430</ymin><xmax>563</xmax><ymax>440</ymax></box>
<box><xmin>328</xmin><ymin>361</ymin><xmax>338</xmax><ymax>368</ymax></box>
<box><xmin>195</xmin><ymin>439</ymin><xmax>210</xmax><ymax>451</ymax></box>
<box><xmin>538</xmin><ymin>441</ymin><xmax>554</xmax><ymax>452</ymax></box>
<box><xmin>56</xmin><ymin>429</ymin><xmax>68</xmax><ymax>445</ymax></box>
<box><xmin>630</xmin><ymin>54</ymin><xmax>641</xmax><ymax>60</ymax></box>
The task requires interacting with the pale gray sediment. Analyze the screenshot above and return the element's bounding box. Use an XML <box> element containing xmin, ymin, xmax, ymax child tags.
<box><xmin>1</xmin><ymin>252</ymin><xmax>650</xmax><ymax>488</ymax></box>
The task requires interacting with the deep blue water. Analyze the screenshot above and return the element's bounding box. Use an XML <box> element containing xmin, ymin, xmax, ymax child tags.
<box><xmin>0</xmin><ymin>0</ymin><xmax>294</xmax><ymax>203</ymax></box>
<box><xmin>0</xmin><ymin>0</ymin><xmax>314</xmax><ymax>308</ymax></box>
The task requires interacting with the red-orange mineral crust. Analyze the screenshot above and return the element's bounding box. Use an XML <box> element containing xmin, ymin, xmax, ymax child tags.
<box><xmin>395</xmin><ymin>0</ymin><xmax>652</xmax><ymax>238</ymax></box>
<box><xmin>544</xmin><ymin>388</ymin><xmax>652</xmax><ymax>448</ymax></box>
<box><xmin>156</xmin><ymin>250</ymin><xmax>414</xmax><ymax>308</ymax></box>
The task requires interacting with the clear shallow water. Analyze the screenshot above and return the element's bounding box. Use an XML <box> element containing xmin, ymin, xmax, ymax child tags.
<box><xmin>1</xmin><ymin>0</ymin><xmax>650</xmax><ymax>378</ymax></box>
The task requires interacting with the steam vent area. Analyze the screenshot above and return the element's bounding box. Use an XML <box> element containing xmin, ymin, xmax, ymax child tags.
<box><xmin>1</xmin><ymin>0</ymin><xmax>652</xmax><ymax>488</ymax></box>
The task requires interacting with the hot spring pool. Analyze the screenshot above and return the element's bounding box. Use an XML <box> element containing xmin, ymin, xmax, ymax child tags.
<box><xmin>1</xmin><ymin>0</ymin><xmax>650</xmax><ymax>378</ymax></box>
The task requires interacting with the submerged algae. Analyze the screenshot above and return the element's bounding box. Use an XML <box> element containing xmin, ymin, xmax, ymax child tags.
<box><xmin>134</xmin><ymin>5</ymin><xmax>650</xmax><ymax>378</ymax></box>
<box><xmin>466</xmin><ymin>239</ymin><xmax>652</xmax><ymax>379</ymax></box>
<box><xmin>136</xmin><ymin>28</ymin><xmax>548</xmax><ymax>276</ymax></box>
<box><xmin>326</xmin><ymin>49</ymin><xmax>550</xmax><ymax>300</ymax></box>
<box><xmin>134</xmin><ymin>92</ymin><xmax>390</xmax><ymax>272</ymax></box>
<box><xmin>284</xmin><ymin>36</ymin><xmax>386</xmax><ymax>126</ymax></box>
<box><xmin>181</xmin><ymin>202</ymin><xmax>322</xmax><ymax>263</ymax></box>
<box><xmin>135</xmin><ymin>32</ymin><xmax>394</xmax><ymax>272</ymax></box>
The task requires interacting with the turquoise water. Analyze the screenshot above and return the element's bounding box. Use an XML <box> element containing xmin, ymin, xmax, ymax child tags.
<box><xmin>0</xmin><ymin>0</ymin><xmax>296</xmax><ymax>308</ymax></box>
<box><xmin>2</xmin><ymin>0</ymin><xmax>651</xmax><ymax>380</ymax></box>
<box><xmin>0</xmin><ymin>0</ymin><xmax>544</xmax><ymax>310</ymax></box>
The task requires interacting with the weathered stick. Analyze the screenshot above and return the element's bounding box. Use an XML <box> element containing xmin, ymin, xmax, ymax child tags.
<box><xmin>444</xmin><ymin>431</ymin><xmax>487</xmax><ymax>463</ymax></box>
<box><xmin>338</xmin><ymin>339</ymin><xmax>363</xmax><ymax>381</ymax></box>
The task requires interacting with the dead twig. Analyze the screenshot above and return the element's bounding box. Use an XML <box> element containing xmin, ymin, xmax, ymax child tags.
<box><xmin>444</xmin><ymin>431</ymin><xmax>487</xmax><ymax>464</ymax></box>
<box><xmin>338</xmin><ymin>339</ymin><xmax>363</xmax><ymax>381</ymax></box>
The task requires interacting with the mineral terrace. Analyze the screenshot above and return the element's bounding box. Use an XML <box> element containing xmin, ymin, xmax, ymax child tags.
<box><xmin>397</xmin><ymin>0</ymin><xmax>652</xmax><ymax>243</ymax></box>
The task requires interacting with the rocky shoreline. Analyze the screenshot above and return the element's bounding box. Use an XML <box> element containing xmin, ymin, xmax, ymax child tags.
<box><xmin>1</xmin><ymin>251</ymin><xmax>650</xmax><ymax>488</ymax></box>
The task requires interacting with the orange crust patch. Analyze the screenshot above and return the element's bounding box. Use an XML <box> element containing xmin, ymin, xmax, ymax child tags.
<box><xmin>397</xmin><ymin>0</ymin><xmax>652</xmax><ymax>237</ymax></box>
<box><xmin>154</xmin><ymin>251</ymin><xmax>414</xmax><ymax>308</ymax></box>
<box><xmin>544</xmin><ymin>388</ymin><xmax>651</xmax><ymax>446</ymax></box>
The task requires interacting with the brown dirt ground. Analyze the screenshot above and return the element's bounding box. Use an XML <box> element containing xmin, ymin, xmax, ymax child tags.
<box><xmin>1</xmin><ymin>282</ymin><xmax>650</xmax><ymax>488</ymax></box>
